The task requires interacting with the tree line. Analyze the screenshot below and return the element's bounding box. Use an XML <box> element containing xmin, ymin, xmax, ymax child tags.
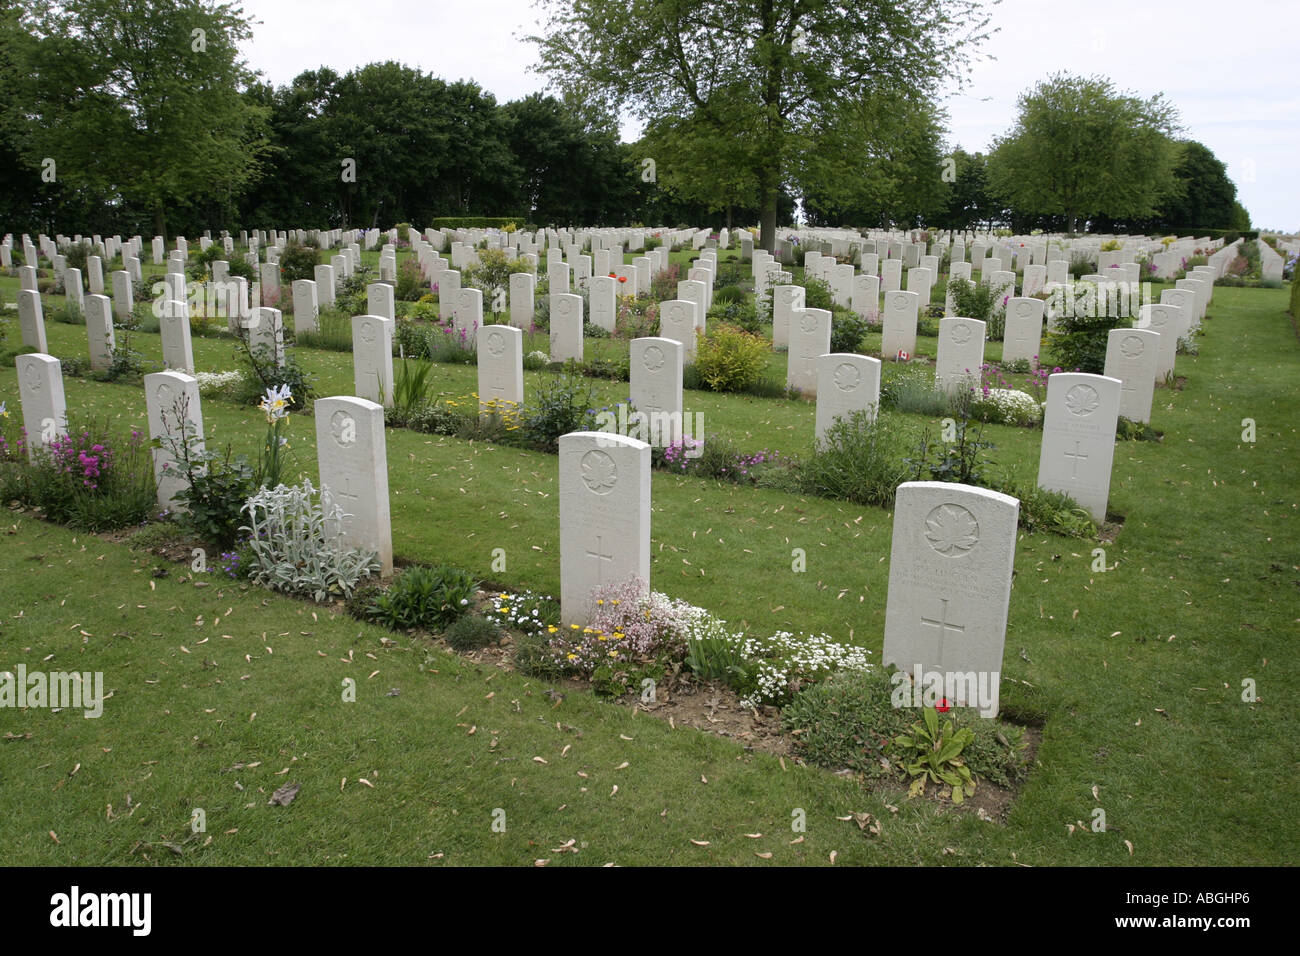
<box><xmin>0</xmin><ymin>1</ymin><xmax>1249</xmax><ymax>242</ymax></box>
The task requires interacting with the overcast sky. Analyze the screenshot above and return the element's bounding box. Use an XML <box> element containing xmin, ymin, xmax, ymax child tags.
<box><xmin>239</xmin><ymin>0</ymin><xmax>1299</xmax><ymax>230</ymax></box>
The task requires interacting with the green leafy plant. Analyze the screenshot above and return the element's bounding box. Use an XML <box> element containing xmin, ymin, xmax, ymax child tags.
<box><xmin>391</xmin><ymin>356</ymin><xmax>436</xmax><ymax>423</ymax></box>
<box><xmin>521</xmin><ymin>373</ymin><xmax>601</xmax><ymax>452</ymax></box>
<box><xmin>695</xmin><ymin>323</ymin><xmax>767</xmax><ymax>392</ymax></box>
<box><xmin>829</xmin><ymin>311</ymin><xmax>869</xmax><ymax>353</ymax></box>
<box><xmin>365</xmin><ymin>564</ymin><xmax>479</xmax><ymax>631</ymax></box>
<box><xmin>277</xmin><ymin>241</ymin><xmax>320</xmax><ymax>283</ymax></box>
<box><xmin>801</xmin><ymin>410</ymin><xmax>909</xmax><ymax>507</ymax></box>
<box><xmin>445</xmin><ymin>614</ymin><xmax>501</xmax><ymax>651</ymax></box>
<box><xmin>892</xmin><ymin>705</ymin><xmax>977</xmax><ymax>804</ymax></box>
<box><xmin>239</xmin><ymin>480</ymin><xmax>381</xmax><ymax>602</ymax></box>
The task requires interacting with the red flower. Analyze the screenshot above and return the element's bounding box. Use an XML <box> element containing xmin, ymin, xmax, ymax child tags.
<box><xmin>617</xmin><ymin>276</ymin><xmax>627</xmax><ymax>283</ymax></box>
<box><xmin>608</xmin><ymin>273</ymin><xmax>616</xmax><ymax>278</ymax></box>
<box><xmin>936</xmin><ymin>698</ymin><xmax>951</xmax><ymax>713</ymax></box>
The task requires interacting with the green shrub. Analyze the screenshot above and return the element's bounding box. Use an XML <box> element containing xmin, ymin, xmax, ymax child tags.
<box><xmin>881</xmin><ymin>365</ymin><xmax>951</xmax><ymax>416</ymax></box>
<box><xmin>1044</xmin><ymin>288</ymin><xmax>1129</xmax><ymax>374</ymax></box>
<box><xmin>394</xmin><ymin>258</ymin><xmax>427</xmax><ymax>302</ymax></box>
<box><xmin>695</xmin><ymin>324</ymin><xmax>767</xmax><ymax>392</ymax></box>
<box><xmin>800</xmin><ymin>275</ymin><xmax>833</xmax><ymax>310</ymax></box>
<box><xmin>444</xmin><ymin>614</ymin><xmax>501</xmax><ymax>651</ymax></box>
<box><xmin>706</xmin><ymin>299</ymin><xmax>761</xmax><ymax>334</ymax></box>
<box><xmin>781</xmin><ymin>668</ymin><xmax>911</xmax><ymax>778</ymax></box>
<box><xmin>365</xmin><ymin>564</ymin><xmax>479</xmax><ymax>631</ymax></box>
<box><xmin>829</xmin><ymin>311</ymin><xmax>869</xmax><ymax>353</ymax></box>
<box><xmin>239</xmin><ymin>480</ymin><xmax>381</xmax><ymax>601</ymax></box>
<box><xmin>712</xmin><ymin>284</ymin><xmax>746</xmax><ymax>305</ymax></box>
<box><xmin>522</xmin><ymin>373</ymin><xmax>601</xmax><ymax>452</ymax></box>
<box><xmin>801</xmin><ymin>410</ymin><xmax>909</xmax><ymax>506</ymax></box>
<box><xmin>946</xmin><ymin>276</ymin><xmax>999</xmax><ymax>323</ymax></box>
<box><xmin>0</xmin><ymin>417</ymin><xmax>156</xmax><ymax>531</ymax></box>
<box><xmin>278</xmin><ymin>242</ymin><xmax>320</xmax><ymax>283</ymax></box>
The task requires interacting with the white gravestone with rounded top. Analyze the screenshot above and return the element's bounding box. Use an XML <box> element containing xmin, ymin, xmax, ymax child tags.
<box><xmin>315</xmin><ymin>396</ymin><xmax>393</xmax><ymax>576</ymax></box>
<box><xmin>881</xmin><ymin>290</ymin><xmax>920</xmax><ymax>359</ymax></box>
<box><xmin>477</xmin><ymin>324</ymin><xmax>524</xmax><ymax>416</ymax></box>
<box><xmin>815</xmin><ymin>353</ymin><xmax>881</xmax><ymax>443</ymax></box>
<box><xmin>882</xmin><ymin>481</ymin><xmax>1019</xmax><ymax>716</ymax></box>
<box><xmin>351</xmin><ymin>314</ymin><xmax>395</xmax><ymax>407</ymax></box>
<box><xmin>1037</xmin><ymin>372</ymin><xmax>1121</xmax><ymax>522</ymax></box>
<box><xmin>935</xmin><ymin>317</ymin><xmax>985</xmax><ymax>395</ymax></box>
<box><xmin>1103</xmin><ymin>328</ymin><xmax>1159</xmax><ymax>425</ymax></box>
<box><xmin>1001</xmin><ymin>297</ymin><xmax>1045</xmax><ymax>366</ymax></box>
<box><xmin>145</xmin><ymin>370</ymin><xmax>203</xmax><ymax>509</ymax></box>
<box><xmin>17</xmin><ymin>353</ymin><xmax>67</xmax><ymax>458</ymax></box>
<box><xmin>787</xmin><ymin>308</ymin><xmax>832</xmax><ymax>396</ymax></box>
<box><xmin>559</xmin><ymin>432</ymin><xmax>651</xmax><ymax>627</ymax></box>
<box><xmin>630</xmin><ymin>336</ymin><xmax>685</xmax><ymax>447</ymax></box>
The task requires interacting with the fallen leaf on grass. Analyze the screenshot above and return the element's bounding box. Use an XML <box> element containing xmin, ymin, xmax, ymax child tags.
<box><xmin>755</xmin><ymin>852</ymin><xmax>773</xmax><ymax>859</ymax></box>
<box><xmin>268</xmin><ymin>783</ymin><xmax>300</xmax><ymax>807</ymax></box>
<box><xmin>690</xmin><ymin>839</ymin><xmax>710</xmax><ymax>846</ymax></box>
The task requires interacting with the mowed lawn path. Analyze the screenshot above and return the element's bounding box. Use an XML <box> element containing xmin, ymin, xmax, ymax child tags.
<box><xmin>0</xmin><ymin>282</ymin><xmax>1294</xmax><ymax>865</ymax></box>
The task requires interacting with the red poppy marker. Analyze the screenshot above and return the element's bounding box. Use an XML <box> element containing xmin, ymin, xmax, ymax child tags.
<box><xmin>936</xmin><ymin>698</ymin><xmax>951</xmax><ymax>713</ymax></box>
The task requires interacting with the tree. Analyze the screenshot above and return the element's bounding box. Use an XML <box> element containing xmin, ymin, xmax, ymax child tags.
<box><xmin>797</xmin><ymin>91</ymin><xmax>950</xmax><ymax>228</ymax></box>
<box><xmin>10</xmin><ymin>0</ymin><xmax>268</xmax><ymax>240</ymax></box>
<box><xmin>531</xmin><ymin>0</ymin><xmax>992</xmax><ymax>251</ymax></box>
<box><xmin>1158</xmin><ymin>140</ymin><xmax>1240</xmax><ymax>231</ymax></box>
<box><xmin>933</xmin><ymin>149</ymin><xmax>997</xmax><ymax>232</ymax></box>
<box><xmin>986</xmin><ymin>73</ymin><xmax>1182</xmax><ymax>234</ymax></box>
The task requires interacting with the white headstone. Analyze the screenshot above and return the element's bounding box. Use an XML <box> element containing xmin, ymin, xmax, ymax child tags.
<box><xmin>550</xmin><ymin>293</ymin><xmax>584</xmax><ymax>363</ymax></box>
<box><xmin>1037</xmin><ymin>372</ymin><xmax>1121</xmax><ymax>522</ymax></box>
<box><xmin>1001</xmin><ymin>298</ymin><xmax>1045</xmax><ymax>366</ymax></box>
<box><xmin>629</xmin><ymin>336</ymin><xmax>685</xmax><ymax>446</ymax></box>
<box><xmin>559</xmin><ymin>432</ymin><xmax>651</xmax><ymax>627</ymax></box>
<box><xmin>1136</xmin><ymin>304</ymin><xmax>1179</xmax><ymax>382</ymax></box>
<box><xmin>366</xmin><ymin>283</ymin><xmax>395</xmax><ymax>322</ymax></box>
<box><xmin>787</xmin><ymin>309</ymin><xmax>832</xmax><ymax>395</ymax></box>
<box><xmin>248</xmin><ymin>307</ymin><xmax>284</xmax><ymax>367</ymax></box>
<box><xmin>436</xmin><ymin>269</ymin><xmax>460</xmax><ymax>322</ymax></box>
<box><xmin>509</xmin><ymin>272</ymin><xmax>535</xmax><ymax>329</ymax></box>
<box><xmin>477</xmin><ymin>324</ymin><xmax>524</xmax><ymax>415</ymax></box>
<box><xmin>351</xmin><ymin>314</ymin><xmax>395</xmax><ymax>406</ymax></box>
<box><xmin>815</xmin><ymin>353</ymin><xmax>881</xmax><ymax>442</ymax></box>
<box><xmin>315</xmin><ymin>396</ymin><xmax>393</xmax><ymax>576</ymax></box>
<box><xmin>881</xmin><ymin>481</ymin><xmax>1019</xmax><ymax>716</ymax></box>
<box><xmin>293</xmin><ymin>280</ymin><xmax>319</xmax><ymax>335</ymax></box>
<box><xmin>657</xmin><ymin>299</ymin><xmax>699</xmax><ymax>363</ymax></box>
<box><xmin>145</xmin><ymin>370</ymin><xmax>203</xmax><ymax>509</ymax></box>
<box><xmin>881</xmin><ymin>290</ymin><xmax>920</xmax><ymax>359</ymax></box>
<box><xmin>160</xmin><ymin>299</ymin><xmax>195</xmax><ymax>372</ymax></box>
<box><xmin>881</xmin><ymin>259</ymin><xmax>903</xmax><ymax>294</ymax></box>
<box><xmin>16</xmin><ymin>353</ymin><xmax>67</xmax><ymax>457</ymax></box>
<box><xmin>111</xmin><ymin>270</ymin><xmax>133</xmax><ymax>321</ymax></box>
<box><xmin>935</xmin><ymin>317</ymin><xmax>986</xmax><ymax>395</ymax></box>
<box><xmin>17</xmin><ymin>289</ymin><xmax>48</xmax><ymax>352</ymax></box>
<box><xmin>314</xmin><ymin>264</ymin><xmax>336</xmax><ymax>307</ymax></box>
<box><xmin>85</xmin><ymin>294</ymin><xmax>115</xmax><ymax>371</ymax></box>
<box><xmin>772</xmin><ymin>284</ymin><xmax>805</xmax><ymax>348</ymax></box>
<box><xmin>851</xmin><ymin>273</ymin><xmax>880</xmax><ymax>323</ymax></box>
<box><xmin>1103</xmin><ymin>328</ymin><xmax>1159</xmax><ymax>424</ymax></box>
<box><xmin>454</xmin><ymin>287</ymin><xmax>484</xmax><ymax>341</ymax></box>
<box><xmin>584</xmin><ymin>275</ymin><xmax>615</xmax><ymax>334</ymax></box>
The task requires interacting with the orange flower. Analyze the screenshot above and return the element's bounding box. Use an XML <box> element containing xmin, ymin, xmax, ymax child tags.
<box><xmin>617</xmin><ymin>276</ymin><xmax>627</xmax><ymax>283</ymax></box>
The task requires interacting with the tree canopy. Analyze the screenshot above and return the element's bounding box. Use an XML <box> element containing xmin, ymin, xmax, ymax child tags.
<box><xmin>531</xmin><ymin>0</ymin><xmax>993</xmax><ymax>250</ymax></box>
<box><xmin>986</xmin><ymin>73</ymin><xmax>1183</xmax><ymax>234</ymax></box>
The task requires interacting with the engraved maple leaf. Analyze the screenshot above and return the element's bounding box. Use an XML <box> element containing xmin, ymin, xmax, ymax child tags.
<box><xmin>1065</xmin><ymin>385</ymin><xmax>1100</xmax><ymax>416</ymax></box>
<box><xmin>582</xmin><ymin>452</ymin><xmax>617</xmax><ymax>492</ymax></box>
<box><xmin>925</xmin><ymin>505</ymin><xmax>978</xmax><ymax>555</ymax></box>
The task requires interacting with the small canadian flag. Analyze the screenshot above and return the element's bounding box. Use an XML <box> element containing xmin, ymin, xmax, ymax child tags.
<box><xmin>896</xmin><ymin>349</ymin><xmax>910</xmax><ymax>362</ymax></box>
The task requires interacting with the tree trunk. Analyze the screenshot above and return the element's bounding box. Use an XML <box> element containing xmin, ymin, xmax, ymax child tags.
<box><xmin>1067</xmin><ymin>213</ymin><xmax>1077</xmax><ymax>235</ymax></box>
<box><xmin>153</xmin><ymin>203</ymin><xmax>167</xmax><ymax>245</ymax></box>
<box><xmin>759</xmin><ymin>156</ymin><xmax>779</xmax><ymax>254</ymax></box>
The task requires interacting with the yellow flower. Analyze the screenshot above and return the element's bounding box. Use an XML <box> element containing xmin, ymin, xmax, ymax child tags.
<box><xmin>608</xmin><ymin>650</ymin><xmax>618</xmax><ymax>658</ymax></box>
<box><xmin>567</xmin><ymin>653</ymin><xmax>578</xmax><ymax>661</ymax></box>
<box><xmin>596</xmin><ymin>599</ymin><xmax>604</xmax><ymax>605</ymax></box>
<box><xmin>570</xmin><ymin>624</ymin><xmax>579</xmax><ymax>630</ymax></box>
<box><xmin>547</xmin><ymin>625</ymin><xmax>557</xmax><ymax>634</ymax></box>
<box><xmin>598</xmin><ymin>635</ymin><xmax>606</xmax><ymax>641</ymax></box>
<box><xmin>611</xmin><ymin>600</ymin><xmax>619</xmax><ymax>606</ymax></box>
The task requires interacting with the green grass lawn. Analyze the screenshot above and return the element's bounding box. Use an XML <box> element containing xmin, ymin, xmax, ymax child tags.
<box><xmin>0</xmin><ymin>255</ymin><xmax>1295</xmax><ymax>866</ymax></box>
